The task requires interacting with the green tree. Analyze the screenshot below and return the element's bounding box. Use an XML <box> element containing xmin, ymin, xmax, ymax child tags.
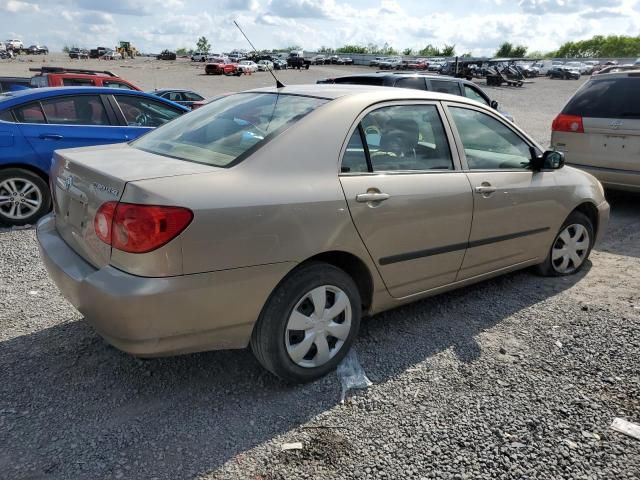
<box><xmin>196</xmin><ymin>36</ymin><xmax>211</xmax><ymax>54</ymax></box>
<box><xmin>336</xmin><ymin>45</ymin><xmax>368</xmax><ymax>54</ymax></box>
<box><xmin>442</xmin><ymin>44</ymin><xmax>456</xmax><ymax>56</ymax></box>
<box><xmin>552</xmin><ymin>35</ymin><xmax>640</xmax><ymax>58</ymax></box>
<box><xmin>176</xmin><ymin>47</ymin><xmax>189</xmax><ymax>55</ymax></box>
<box><xmin>418</xmin><ymin>44</ymin><xmax>441</xmax><ymax>56</ymax></box>
<box><xmin>403</xmin><ymin>47</ymin><xmax>414</xmax><ymax>56</ymax></box>
<box><xmin>495</xmin><ymin>42</ymin><xmax>527</xmax><ymax>58</ymax></box>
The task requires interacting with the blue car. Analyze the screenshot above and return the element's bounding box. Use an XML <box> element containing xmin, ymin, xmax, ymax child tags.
<box><xmin>0</xmin><ymin>87</ymin><xmax>189</xmax><ymax>225</ymax></box>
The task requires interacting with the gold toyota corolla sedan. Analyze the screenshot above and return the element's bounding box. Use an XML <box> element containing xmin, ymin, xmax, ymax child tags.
<box><xmin>37</xmin><ymin>85</ymin><xmax>609</xmax><ymax>382</ymax></box>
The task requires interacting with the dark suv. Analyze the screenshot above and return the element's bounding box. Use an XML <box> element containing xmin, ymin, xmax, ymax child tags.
<box><xmin>317</xmin><ymin>73</ymin><xmax>512</xmax><ymax>121</ymax></box>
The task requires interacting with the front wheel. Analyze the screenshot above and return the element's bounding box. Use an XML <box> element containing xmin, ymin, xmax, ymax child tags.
<box><xmin>251</xmin><ymin>262</ymin><xmax>361</xmax><ymax>383</ymax></box>
<box><xmin>0</xmin><ymin>168</ymin><xmax>51</xmax><ymax>226</ymax></box>
<box><xmin>536</xmin><ymin>211</ymin><xmax>594</xmax><ymax>276</ymax></box>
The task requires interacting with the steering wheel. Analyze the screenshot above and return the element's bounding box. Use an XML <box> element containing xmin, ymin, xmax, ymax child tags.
<box><xmin>135</xmin><ymin>112</ymin><xmax>150</xmax><ymax>126</ymax></box>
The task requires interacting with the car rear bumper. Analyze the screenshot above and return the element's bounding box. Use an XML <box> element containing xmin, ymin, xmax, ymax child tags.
<box><xmin>36</xmin><ymin>214</ymin><xmax>294</xmax><ymax>357</ymax></box>
<box><xmin>566</xmin><ymin>162</ymin><xmax>640</xmax><ymax>192</ymax></box>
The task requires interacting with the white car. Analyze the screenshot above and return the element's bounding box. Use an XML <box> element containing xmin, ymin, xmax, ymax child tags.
<box><xmin>564</xmin><ymin>61</ymin><xmax>589</xmax><ymax>75</ymax></box>
<box><xmin>257</xmin><ymin>60</ymin><xmax>274</xmax><ymax>71</ymax></box>
<box><xmin>5</xmin><ymin>39</ymin><xmax>23</xmax><ymax>50</ymax></box>
<box><xmin>191</xmin><ymin>52</ymin><xmax>208</xmax><ymax>62</ymax></box>
<box><xmin>101</xmin><ymin>51</ymin><xmax>122</xmax><ymax>60</ymax></box>
<box><xmin>239</xmin><ymin>60</ymin><xmax>258</xmax><ymax>73</ymax></box>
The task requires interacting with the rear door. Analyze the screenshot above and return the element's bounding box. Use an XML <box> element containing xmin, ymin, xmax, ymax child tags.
<box><xmin>552</xmin><ymin>75</ymin><xmax>640</xmax><ymax>189</ymax></box>
<box><xmin>14</xmin><ymin>94</ymin><xmax>123</xmax><ymax>167</ymax></box>
<box><xmin>339</xmin><ymin>101</ymin><xmax>473</xmax><ymax>298</ymax></box>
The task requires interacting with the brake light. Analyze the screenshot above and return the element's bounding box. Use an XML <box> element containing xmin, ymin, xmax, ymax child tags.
<box><xmin>552</xmin><ymin>114</ymin><xmax>584</xmax><ymax>133</ymax></box>
<box><xmin>95</xmin><ymin>202</ymin><xmax>193</xmax><ymax>253</ymax></box>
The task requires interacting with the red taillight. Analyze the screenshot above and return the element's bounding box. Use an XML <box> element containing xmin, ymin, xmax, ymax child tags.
<box><xmin>552</xmin><ymin>114</ymin><xmax>584</xmax><ymax>133</ymax></box>
<box><xmin>95</xmin><ymin>202</ymin><xmax>193</xmax><ymax>254</ymax></box>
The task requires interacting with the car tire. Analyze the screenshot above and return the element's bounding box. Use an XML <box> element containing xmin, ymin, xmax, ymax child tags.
<box><xmin>251</xmin><ymin>262</ymin><xmax>362</xmax><ymax>383</ymax></box>
<box><xmin>535</xmin><ymin>211</ymin><xmax>594</xmax><ymax>277</ymax></box>
<box><xmin>0</xmin><ymin>168</ymin><xmax>51</xmax><ymax>226</ymax></box>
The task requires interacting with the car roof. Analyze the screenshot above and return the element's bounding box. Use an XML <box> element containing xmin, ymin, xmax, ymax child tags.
<box><xmin>0</xmin><ymin>87</ymin><xmax>190</xmax><ymax>110</ymax></box>
<box><xmin>150</xmin><ymin>89</ymin><xmax>195</xmax><ymax>94</ymax></box>
<box><xmin>592</xmin><ymin>70</ymin><xmax>640</xmax><ymax>79</ymax></box>
<box><xmin>247</xmin><ymin>83</ymin><xmax>481</xmax><ymax>104</ymax></box>
<box><xmin>322</xmin><ymin>72</ymin><xmax>476</xmax><ymax>85</ymax></box>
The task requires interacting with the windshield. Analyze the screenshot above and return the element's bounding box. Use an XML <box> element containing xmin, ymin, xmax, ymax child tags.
<box><xmin>133</xmin><ymin>92</ymin><xmax>329</xmax><ymax>167</ymax></box>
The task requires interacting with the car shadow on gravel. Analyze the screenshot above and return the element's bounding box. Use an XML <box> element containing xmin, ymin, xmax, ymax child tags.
<box><xmin>0</xmin><ymin>262</ymin><xmax>590</xmax><ymax>479</ymax></box>
<box><xmin>595</xmin><ymin>190</ymin><xmax>640</xmax><ymax>258</ymax></box>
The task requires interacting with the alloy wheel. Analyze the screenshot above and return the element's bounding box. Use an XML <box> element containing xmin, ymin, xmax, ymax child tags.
<box><xmin>285</xmin><ymin>285</ymin><xmax>352</xmax><ymax>368</ymax></box>
<box><xmin>551</xmin><ymin>223</ymin><xmax>590</xmax><ymax>274</ymax></box>
<box><xmin>0</xmin><ymin>177</ymin><xmax>42</xmax><ymax>221</ymax></box>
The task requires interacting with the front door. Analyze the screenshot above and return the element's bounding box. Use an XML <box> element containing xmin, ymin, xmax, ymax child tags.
<box><xmin>445</xmin><ymin>104</ymin><xmax>561</xmax><ymax>280</ymax></box>
<box><xmin>339</xmin><ymin>102</ymin><xmax>473</xmax><ymax>298</ymax></box>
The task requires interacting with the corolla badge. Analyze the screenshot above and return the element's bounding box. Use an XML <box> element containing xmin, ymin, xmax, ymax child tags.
<box><xmin>91</xmin><ymin>182</ymin><xmax>119</xmax><ymax>197</ymax></box>
<box><xmin>609</xmin><ymin>120</ymin><xmax>623</xmax><ymax>130</ymax></box>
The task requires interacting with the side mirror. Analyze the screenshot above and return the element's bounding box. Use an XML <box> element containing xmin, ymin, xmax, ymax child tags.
<box><xmin>490</xmin><ymin>100</ymin><xmax>499</xmax><ymax>109</ymax></box>
<box><xmin>543</xmin><ymin>150</ymin><xmax>565</xmax><ymax>169</ymax></box>
<box><xmin>529</xmin><ymin>147</ymin><xmax>565</xmax><ymax>171</ymax></box>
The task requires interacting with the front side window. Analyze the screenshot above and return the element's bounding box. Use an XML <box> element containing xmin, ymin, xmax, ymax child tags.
<box><xmin>13</xmin><ymin>102</ymin><xmax>46</xmax><ymax>123</ymax></box>
<box><xmin>361</xmin><ymin>104</ymin><xmax>453</xmax><ymax>171</ymax></box>
<box><xmin>114</xmin><ymin>95</ymin><xmax>184</xmax><ymax>127</ymax></box>
<box><xmin>62</xmin><ymin>78</ymin><xmax>95</xmax><ymax>87</ymax></box>
<box><xmin>183</xmin><ymin>92</ymin><xmax>204</xmax><ymax>101</ymax></box>
<box><xmin>449</xmin><ymin>107</ymin><xmax>531</xmax><ymax>170</ymax></box>
<box><xmin>464</xmin><ymin>85</ymin><xmax>489</xmax><ymax>106</ymax></box>
<box><xmin>133</xmin><ymin>93</ymin><xmax>329</xmax><ymax>167</ymax></box>
<box><xmin>40</xmin><ymin>95</ymin><xmax>109</xmax><ymax>125</ymax></box>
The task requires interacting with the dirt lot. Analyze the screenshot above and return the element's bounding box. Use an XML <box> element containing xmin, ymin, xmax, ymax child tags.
<box><xmin>0</xmin><ymin>54</ymin><xmax>639</xmax><ymax>480</ymax></box>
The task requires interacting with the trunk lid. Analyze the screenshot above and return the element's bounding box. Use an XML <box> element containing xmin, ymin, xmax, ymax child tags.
<box><xmin>51</xmin><ymin>143</ymin><xmax>217</xmax><ymax>268</ymax></box>
<box><xmin>580</xmin><ymin>118</ymin><xmax>640</xmax><ymax>172</ymax></box>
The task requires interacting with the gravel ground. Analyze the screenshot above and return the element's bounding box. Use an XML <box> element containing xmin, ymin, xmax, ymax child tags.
<box><xmin>1</xmin><ymin>56</ymin><xmax>639</xmax><ymax>479</ymax></box>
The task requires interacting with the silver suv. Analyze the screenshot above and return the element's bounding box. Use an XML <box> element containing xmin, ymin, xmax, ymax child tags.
<box><xmin>551</xmin><ymin>71</ymin><xmax>640</xmax><ymax>192</ymax></box>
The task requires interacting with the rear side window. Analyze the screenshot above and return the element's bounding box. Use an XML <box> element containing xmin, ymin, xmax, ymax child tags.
<box><xmin>41</xmin><ymin>95</ymin><xmax>109</xmax><ymax>125</ymax></box>
<box><xmin>333</xmin><ymin>77</ymin><xmax>384</xmax><ymax>86</ymax></box>
<box><xmin>183</xmin><ymin>92</ymin><xmax>204</xmax><ymax>101</ymax></box>
<box><xmin>341</xmin><ymin>129</ymin><xmax>369</xmax><ymax>173</ymax></box>
<box><xmin>563</xmin><ymin>78</ymin><xmax>640</xmax><ymax>118</ymax></box>
<box><xmin>395</xmin><ymin>77</ymin><xmax>426</xmax><ymax>90</ymax></box>
<box><xmin>114</xmin><ymin>95</ymin><xmax>183</xmax><ymax>127</ymax></box>
<box><xmin>103</xmin><ymin>81</ymin><xmax>135</xmax><ymax>90</ymax></box>
<box><xmin>13</xmin><ymin>102</ymin><xmax>46</xmax><ymax>123</ymax></box>
<box><xmin>430</xmin><ymin>80</ymin><xmax>462</xmax><ymax>96</ymax></box>
<box><xmin>62</xmin><ymin>78</ymin><xmax>95</xmax><ymax>87</ymax></box>
<box><xmin>166</xmin><ymin>92</ymin><xmax>184</xmax><ymax>102</ymax></box>
<box><xmin>361</xmin><ymin>104</ymin><xmax>453</xmax><ymax>171</ymax></box>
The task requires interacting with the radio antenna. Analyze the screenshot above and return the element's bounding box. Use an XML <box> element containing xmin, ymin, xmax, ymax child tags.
<box><xmin>234</xmin><ymin>20</ymin><xmax>285</xmax><ymax>89</ymax></box>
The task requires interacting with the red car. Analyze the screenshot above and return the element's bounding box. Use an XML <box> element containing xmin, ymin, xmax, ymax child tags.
<box><xmin>407</xmin><ymin>59</ymin><xmax>428</xmax><ymax>70</ymax></box>
<box><xmin>205</xmin><ymin>58</ymin><xmax>242</xmax><ymax>76</ymax></box>
<box><xmin>29</xmin><ymin>66</ymin><xmax>141</xmax><ymax>90</ymax></box>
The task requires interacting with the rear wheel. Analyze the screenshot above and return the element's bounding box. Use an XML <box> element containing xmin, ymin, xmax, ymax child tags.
<box><xmin>0</xmin><ymin>168</ymin><xmax>50</xmax><ymax>226</ymax></box>
<box><xmin>251</xmin><ymin>262</ymin><xmax>361</xmax><ymax>383</ymax></box>
<box><xmin>536</xmin><ymin>211</ymin><xmax>594</xmax><ymax>276</ymax></box>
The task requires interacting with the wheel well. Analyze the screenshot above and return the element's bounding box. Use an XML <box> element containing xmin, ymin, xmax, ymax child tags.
<box><xmin>573</xmin><ymin>202</ymin><xmax>598</xmax><ymax>235</ymax></box>
<box><xmin>0</xmin><ymin>163</ymin><xmax>48</xmax><ymax>183</ymax></box>
<box><xmin>303</xmin><ymin>251</ymin><xmax>374</xmax><ymax>312</ymax></box>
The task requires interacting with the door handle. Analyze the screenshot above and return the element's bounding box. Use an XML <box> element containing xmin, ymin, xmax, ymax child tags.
<box><xmin>474</xmin><ymin>186</ymin><xmax>496</xmax><ymax>194</ymax></box>
<box><xmin>39</xmin><ymin>134</ymin><xmax>63</xmax><ymax>140</ymax></box>
<box><xmin>356</xmin><ymin>192</ymin><xmax>390</xmax><ymax>203</ymax></box>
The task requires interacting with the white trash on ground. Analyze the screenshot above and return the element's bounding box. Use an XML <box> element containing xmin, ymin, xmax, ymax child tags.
<box><xmin>610</xmin><ymin>418</ymin><xmax>640</xmax><ymax>441</ymax></box>
<box><xmin>337</xmin><ymin>348</ymin><xmax>372</xmax><ymax>403</ymax></box>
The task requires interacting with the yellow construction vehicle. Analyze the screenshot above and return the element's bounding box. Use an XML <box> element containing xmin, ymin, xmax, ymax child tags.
<box><xmin>116</xmin><ymin>41</ymin><xmax>137</xmax><ymax>59</ymax></box>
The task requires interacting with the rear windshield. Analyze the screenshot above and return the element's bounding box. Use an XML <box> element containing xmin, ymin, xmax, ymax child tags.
<box><xmin>563</xmin><ymin>77</ymin><xmax>640</xmax><ymax>119</ymax></box>
<box><xmin>132</xmin><ymin>93</ymin><xmax>328</xmax><ymax>167</ymax></box>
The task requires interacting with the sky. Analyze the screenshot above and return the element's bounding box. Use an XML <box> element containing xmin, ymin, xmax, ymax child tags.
<box><xmin>1</xmin><ymin>0</ymin><xmax>639</xmax><ymax>55</ymax></box>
